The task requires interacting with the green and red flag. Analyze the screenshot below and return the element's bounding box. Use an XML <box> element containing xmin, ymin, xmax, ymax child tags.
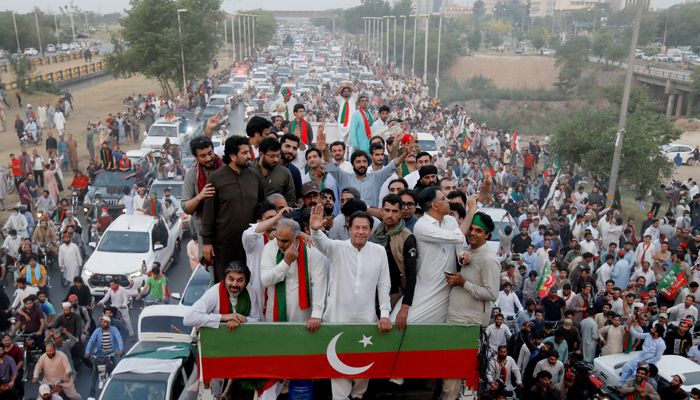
<box><xmin>658</xmin><ymin>261</ymin><xmax>688</xmax><ymax>300</ymax></box>
<box><xmin>461</xmin><ymin>135</ymin><xmax>470</xmax><ymax>152</ymax></box>
<box><xmin>486</xmin><ymin>160</ymin><xmax>496</xmax><ymax>177</ymax></box>
<box><xmin>536</xmin><ymin>262</ymin><xmax>556</xmax><ymax>299</ymax></box>
<box><xmin>199</xmin><ymin>323</ymin><xmax>479</xmax><ymax>385</ymax></box>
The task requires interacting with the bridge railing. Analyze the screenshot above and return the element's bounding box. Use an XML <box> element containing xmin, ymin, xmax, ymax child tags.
<box><xmin>633</xmin><ymin>65</ymin><xmax>693</xmax><ymax>83</ymax></box>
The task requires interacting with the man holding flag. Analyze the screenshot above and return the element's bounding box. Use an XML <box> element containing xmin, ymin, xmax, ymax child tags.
<box><xmin>618</xmin><ymin>318</ymin><xmax>666</xmax><ymax>387</ymax></box>
<box><xmin>535</xmin><ymin>261</ymin><xmax>557</xmax><ymax>299</ymax></box>
<box><xmin>335</xmin><ymin>83</ymin><xmax>358</xmax><ymax>150</ymax></box>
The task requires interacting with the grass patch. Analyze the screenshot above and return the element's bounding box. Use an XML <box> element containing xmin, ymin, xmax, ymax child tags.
<box><xmin>440</xmin><ymin>75</ymin><xmax>567</xmax><ymax>104</ymax></box>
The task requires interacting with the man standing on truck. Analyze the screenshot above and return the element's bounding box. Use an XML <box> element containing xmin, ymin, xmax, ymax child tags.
<box><xmin>335</xmin><ymin>82</ymin><xmax>358</xmax><ymax>153</ymax></box>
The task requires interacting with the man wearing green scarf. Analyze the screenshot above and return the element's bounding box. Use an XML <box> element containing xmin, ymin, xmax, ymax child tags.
<box><xmin>371</xmin><ymin>194</ymin><xmax>417</xmax><ymax>331</ymax></box>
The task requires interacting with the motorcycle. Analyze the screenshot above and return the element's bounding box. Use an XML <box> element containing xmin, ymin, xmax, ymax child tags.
<box><xmin>93</xmin><ymin>352</ymin><xmax>118</xmax><ymax>390</ymax></box>
<box><xmin>20</xmin><ymin>129</ymin><xmax>43</xmax><ymax>148</ymax></box>
<box><xmin>70</xmin><ymin>188</ymin><xmax>80</xmax><ymax>215</ymax></box>
<box><xmin>47</xmin><ymin>379</ymin><xmax>66</xmax><ymax>399</ymax></box>
<box><xmin>15</xmin><ymin>332</ymin><xmax>43</xmax><ymax>382</ymax></box>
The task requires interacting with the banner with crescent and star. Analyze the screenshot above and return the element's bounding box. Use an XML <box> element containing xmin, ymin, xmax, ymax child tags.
<box><xmin>199</xmin><ymin>323</ymin><xmax>479</xmax><ymax>385</ymax></box>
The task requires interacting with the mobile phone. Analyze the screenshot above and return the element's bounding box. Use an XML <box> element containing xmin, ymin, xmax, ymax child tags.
<box><xmin>444</xmin><ymin>271</ymin><xmax>453</xmax><ymax>276</ymax></box>
<box><xmin>284</xmin><ymin>208</ymin><xmax>301</xmax><ymax>219</ymax></box>
<box><xmin>323</xmin><ymin>162</ymin><xmax>340</xmax><ymax>173</ymax></box>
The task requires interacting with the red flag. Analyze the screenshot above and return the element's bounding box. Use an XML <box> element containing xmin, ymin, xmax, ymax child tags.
<box><xmin>658</xmin><ymin>262</ymin><xmax>688</xmax><ymax>300</ymax></box>
<box><xmin>536</xmin><ymin>262</ymin><xmax>556</xmax><ymax>299</ymax></box>
<box><xmin>461</xmin><ymin>136</ymin><xmax>470</xmax><ymax>152</ymax></box>
<box><xmin>511</xmin><ymin>131</ymin><xmax>518</xmax><ymax>153</ymax></box>
<box><xmin>486</xmin><ymin>160</ymin><xmax>496</xmax><ymax>177</ymax></box>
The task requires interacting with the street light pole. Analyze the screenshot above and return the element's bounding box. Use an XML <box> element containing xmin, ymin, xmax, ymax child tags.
<box><xmin>606</xmin><ymin>0</ymin><xmax>645</xmax><ymax>208</ymax></box>
<box><xmin>177</xmin><ymin>9</ymin><xmax>188</xmax><ymax>93</ymax></box>
<box><xmin>379</xmin><ymin>18</ymin><xmax>383</xmax><ymax>64</ymax></box>
<box><xmin>422</xmin><ymin>14</ymin><xmax>430</xmax><ymax>83</ymax></box>
<box><xmin>401</xmin><ymin>15</ymin><xmax>406</xmax><ymax>76</ymax></box>
<box><xmin>224</xmin><ymin>16</ymin><xmax>229</xmax><ymax>67</ymax></box>
<box><xmin>238</xmin><ymin>15</ymin><xmax>242</xmax><ymax>61</ymax></box>
<box><xmin>412</xmin><ymin>15</ymin><xmax>417</xmax><ymax>78</ymax></box>
<box><xmin>384</xmin><ymin>16</ymin><xmax>389</xmax><ymax>64</ymax></box>
<box><xmin>242</xmin><ymin>14</ymin><xmax>248</xmax><ymax>58</ymax></box>
<box><xmin>35</xmin><ymin>13</ymin><xmax>43</xmax><ymax>55</ymax></box>
<box><xmin>434</xmin><ymin>13</ymin><xmax>443</xmax><ymax>98</ymax></box>
<box><xmin>51</xmin><ymin>12</ymin><xmax>59</xmax><ymax>47</ymax></box>
<box><xmin>11</xmin><ymin>11</ymin><xmax>20</xmax><ymax>54</ymax></box>
<box><xmin>231</xmin><ymin>15</ymin><xmax>236</xmax><ymax>63</ymax></box>
<box><xmin>69</xmin><ymin>13</ymin><xmax>77</xmax><ymax>44</ymax></box>
<box><xmin>252</xmin><ymin>15</ymin><xmax>257</xmax><ymax>57</ymax></box>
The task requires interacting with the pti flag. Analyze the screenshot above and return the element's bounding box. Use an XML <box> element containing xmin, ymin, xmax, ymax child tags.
<box><xmin>658</xmin><ymin>261</ymin><xmax>688</xmax><ymax>300</ymax></box>
<box><xmin>200</xmin><ymin>323</ymin><xmax>479</xmax><ymax>385</ymax></box>
<box><xmin>486</xmin><ymin>160</ymin><xmax>496</xmax><ymax>177</ymax></box>
<box><xmin>461</xmin><ymin>135</ymin><xmax>470</xmax><ymax>152</ymax></box>
<box><xmin>536</xmin><ymin>262</ymin><xmax>556</xmax><ymax>299</ymax></box>
<box><xmin>511</xmin><ymin>130</ymin><xmax>519</xmax><ymax>152</ymax></box>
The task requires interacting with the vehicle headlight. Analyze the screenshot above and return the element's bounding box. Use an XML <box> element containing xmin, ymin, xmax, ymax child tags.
<box><xmin>84</xmin><ymin>197</ymin><xmax>92</xmax><ymax>205</ymax></box>
<box><xmin>83</xmin><ymin>268</ymin><xmax>94</xmax><ymax>277</ymax></box>
<box><xmin>128</xmin><ymin>270</ymin><xmax>143</xmax><ymax>279</ymax></box>
<box><xmin>118</xmin><ymin>198</ymin><xmax>124</xmax><ymax>205</ymax></box>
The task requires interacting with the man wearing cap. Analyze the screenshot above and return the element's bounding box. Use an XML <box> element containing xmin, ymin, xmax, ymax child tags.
<box><xmin>619</xmin><ymin>318</ymin><xmax>666</xmax><ymax>384</ymax></box>
<box><xmin>39</xmin><ymin>383</ymin><xmax>61</xmax><ymax>400</ymax></box>
<box><xmin>300</xmin><ymin>181</ymin><xmax>322</xmax><ymax>209</ymax></box>
<box><xmin>97</xmin><ymin>278</ymin><xmax>134</xmax><ymax>339</ymax></box>
<box><xmin>303</xmin><ymin>147</ymin><xmax>340</xmax><ymax>214</ymax></box>
<box><xmin>658</xmin><ymin>374</ymin><xmax>689</xmax><ymax>399</ymax></box>
<box><xmin>620</xmin><ymin>367</ymin><xmax>661</xmax><ymax>400</ymax></box>
<box><xmin>270</xmin><ymin>88</ymin><xmax>297</xmax><ymax>121</ymax></box>
<box><xmin>84</xmin><ymin>315</ymin><xmax>123</xmax><ymax>396</ymax></box>
<box><xmin>34</xmin><ymin>342</ymin><xmax>80</xmax><ymax>400</ymax></box>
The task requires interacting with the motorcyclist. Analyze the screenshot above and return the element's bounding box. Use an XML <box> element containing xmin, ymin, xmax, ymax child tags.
<box><xmin>18</xmin><ymin>256</ymin><xmax>48</xmax><ymax>289</ymax></box>
<box><xmin>33</xmin><ymin>219</ymin><xmax>59</xmax><ymax>263</ymax></box>
<box><xmin>68</xmin><ymin>170</ymin><xmax>89</xmax><ymax>206</ymax></box>
<box><xmin>3</xmin><ymin>208</ymin><xmax>29</xmax><ymax>239</ymax></box>
<box><xmin>1</xmin><ymin>229</ymin><xmax>22</xmax><ymax>284</ymax></box>
<box><xmin>84</xmin><ymin>316</ymin><xmax>123</xmax><ymax>398</ymax></box>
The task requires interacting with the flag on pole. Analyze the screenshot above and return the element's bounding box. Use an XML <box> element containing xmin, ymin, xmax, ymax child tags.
<box><xmin>658</xmin><ymin>261</ymin><xmax>688</xmax><ymax>300</ymax></box>
<box><xmin>486</xmin><ymin>160</ymin><xmax>496</xmax><ymax>177</ymax></box>
<box><xmin>461</xmin><ymin>135</ymin><xmax>470</xmax><ymax>152</ymax></box>
<box><xmin>511</xmin><ymin>130</ymin><xmax>519</xmax><ymax>153</ymax></box>
<box><xmin>536</xmin><ymin>262</ymin><xmax>556</xmax><ymax>299</ymax></box>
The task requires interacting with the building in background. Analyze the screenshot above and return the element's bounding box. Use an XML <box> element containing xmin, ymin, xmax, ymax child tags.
<box><xmin>443</xmin><ymin>4</ymin><xmax>472</xmax><ymax>17</ymax></box>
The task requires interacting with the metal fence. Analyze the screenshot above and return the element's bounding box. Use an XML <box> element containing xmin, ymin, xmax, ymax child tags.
<box><xmin>0</xmin><ymin>50</ymin><xmax>99</xmax><ymax>73</ymax></box>
<box><xmin>633</xmin><ymin>65</ymin><xmax>694</xmax><ymax>82</ymax></box>
<box><xmin>2</xmin><ymin>60</ymin><xmax>107</xmax><ymax>90</ymax></box>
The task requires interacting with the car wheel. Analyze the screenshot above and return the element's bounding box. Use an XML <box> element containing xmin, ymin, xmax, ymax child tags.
<box><xmin>687</xmin><ymin>158</ymin><xmax>694</xmax><ymax>166</ymax></box>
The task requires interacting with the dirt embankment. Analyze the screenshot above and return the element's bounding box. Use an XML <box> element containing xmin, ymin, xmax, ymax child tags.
<box><xmin>447</xmin><ymin>54</ymin><xmax>560</xmax><ymax>89</ymax></box>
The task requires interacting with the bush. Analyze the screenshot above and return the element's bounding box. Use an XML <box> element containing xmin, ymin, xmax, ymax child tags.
<box><xmin>28</xmin><ymin>80</ymin><xmax>63</xmax><ymax>96</ymax></box>
<box><xmin>439</xmin><ymin>75</ymin><xmax>567</xmax><ymax>104</ymax></box>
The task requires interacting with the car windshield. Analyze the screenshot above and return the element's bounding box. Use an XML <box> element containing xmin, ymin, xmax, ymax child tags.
<box><xmin>148</xmin><ymin>125</ymin><xmax>179</xmax><ymax>138</ymax></box>
<box><xmin>182</xmin><ymin>268</ymin><xmax>212</xmax><ymax>306</ymax></box>
<box><xmin>305</xmin><ymin>79</ymin><xmax>321</xmax><ymax>85</ymax></box>
<box><xmin>97</xmin><ymin>231</ymin><xmax>149</xmax><ymax>253</ymax></box>
<box><xmin>278</xmin><ymin>68</ymin><xmax>291</xmax><ymax>75</ymax></box>
<box><xmin>93</xmin><ymin>171</ymin><xmax>133</xmax><ymax>187</ymax></box>
<box><xmin>416</xmin><ymin>139</ymin><xmax>437</xmax><ymax>152</ymax></box>
<box><xmin>253</xmin><ymin>73</ymin><xmax>266</xmax><ymax>79</ymax></box>
<box><xmin>102</xmin><ymin>373</ymin><xmax>169</xmax><ymax>400</ymax></box>
<box><xmin>215</xmin><ymin>86</ymin><xmax>234</xmax><ymax>95</ymax></box>
<box><xmin>201</xmin><ymin>108</ymin><xmax>220</xmax><ymax>118</ymax></box>
<box><xmin>232</xmin><ymin>83</ymin><xmax>244</xmax><ymax>90</ymax></box>
<box><xmin>150</xmin><ymin>184</ymin><xmax>183</xmax><ymax>199</ymax></box>
<box><xmin>140</xmin><ymin>315</ymin><xmax>189</xmax><ymax>335</ymax></box>
<box><xmin>209</xmin><ymin>98</ymin><xmax>227</xmax><ymax>106</ymax></box>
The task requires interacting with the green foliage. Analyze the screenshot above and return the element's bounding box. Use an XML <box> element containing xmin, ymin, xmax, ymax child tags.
<box><xmin>688</xmin><ymin>67</ymin><xmax>700</xmax><ymax>117</ymax></box>
<box><xmin>591</xmin><ymin>33</ymin><xmax>613</xmax><ymax>59</ymax></box>
<box><xmin>439</xmin><ymin>76</ymin><xmax>567</xmax><ymax>104</ymax></box>
<box><xmin>513</xmin><ymin>29</ymin><xmax>526</xmax><ymax>45</ymax></box>
<box><xmin>0</xmin><ymin>10</ymin><xmax>60</xmax><ymax>53</ymax></box>
<box><xmin>528</xmin><ymin>27</ymin><xmax>546</xmax><ymax>49</ymax></box>
<box><xmin>105</xmin><ymin>0</ymin><xmax>225</xmax><ymax>98</ymax></box>
<box><xmin>9</xmin><ymin>56</ymin><xmax>33</xmax><ymax>92</ymax></box>
<box><xmin>656</xmin><ymin>3</ymin><xmax>700</xmax><ymax>52</ymax></box>
<box><xmin>604</xmin><ymin>42</ymin><xmax>628</xmax><ymax>65</ymax></box>
<box><xmin>236</xmin><ymin>9</ymin><xmax>276</xmax><ymax>47</ymax></box>
<box><xmin>551</xmin><ymin>85</ymin><xmax>682</xmax><ymax>200</ymax></box>
<box><xmin>620</xmin><ymin>15</ymin><xmax>657</xmax><ymax>47</ymax></box>
<box><xmin>467</xmin><ymin>29</ymin><xmax>482</xmax><ymax>52</ymax></box>
<box><xmin>486</xmin><ymin>31</ymin><xmax>503</xmax><ymax>47</ymax></box>
<box><xmin>554</xmin><ymin>36</ymin><xmax>590</xmax><ymax>93</ymax></box>
<box><xmin>28</xmin><ymin>80</ymin><xmax>63</xmax><ymax>95</ymax></box>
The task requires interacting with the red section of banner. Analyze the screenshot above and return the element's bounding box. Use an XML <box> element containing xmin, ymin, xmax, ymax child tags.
<box><xmin>391</xmin><ymin>349</ymin><xmax>478</xmax><ymax>384</ymax></box>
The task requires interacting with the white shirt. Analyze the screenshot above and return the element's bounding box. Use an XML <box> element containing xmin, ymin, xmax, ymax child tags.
<box><xmin>494</xmin><ymin>290</ymin><xmax>523</xmax><ymax>316</ymax></box>
<box><xmin>596</xmin><ymin>263</ymin><xmax>613</xmax><ymax>291</ymax></box>
<box><xmin>370</xmin><ymin>118</ymin><xmax>388</xmax><ymax>135</ymax></box>
<box><xmin>241</xmin><ymin>224</ymin><xmax>268</xmax><ymax>315</ymax></box>
<box><xmin>484</xmin><ymin>323</ymin><xmax>512</xmax><ymax>353</ymax></box>
<box><xmin>667</xmin><ymin>303</ymin><xmax>699</xmax><ymax>326</ymax></box>
<box><xmin>630</xmin><ymin>268</ymin><xmax>655</xmax><ymax>287</ymax></box>
<box><xmin>487</xmin><ymin>356</ymin><xmax>522</xmax><ymax>391</ymax></box>
<box><xmin>11</xmin><ymin>285</ymin><xmax>39</xmax><ymax>309</ymax></box>
<box><xmin>183</xmin><ymin>282</ymin><xmax>262</xmax><ymax>329</ymax></box>
<box><xmin>338</xmin><ymin>160</ymin><xmax>353</xmax><ymax>174</ymax></box>
<box><xmin>100</xmin><ymin>285</ymin><xmax>130</xmax><ymax>308</ymax></box>
<box><xmin>269</xmin><ymin>96</ymin><xmax>298</xmax><ymax>119</ymax></box>
<box><xmin>311</xmin><ymin>228</ymin><xmax>391</xmax><ymax>323</ymax></box>
<box><xmin>133</xmin><ymin>194</ymin><xmax>147</xmax><ymax>215</ymax></box>
<box><xmin>260</xmin><ymin>238</ymin><xmax>327</xmax><ymax>321</ymax></box>
<box><xmin>580</xmin><ymin>239</ymin><xmax>598</xmax><ymax>256</ymax></box>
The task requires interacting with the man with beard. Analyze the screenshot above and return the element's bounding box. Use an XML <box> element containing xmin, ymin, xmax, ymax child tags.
<box><xmin>335</xmin><ymin>83</ymin><xmax>358</xmax><ymax>148</ymax></box>
<box><xmin>34</xmin><ymin>343</ymin><xmax>81</xmax><ymax>400</ymax></box>
<box><xmin>533</xmin><ymin>350</ymin><xmax>565</xmax><ymax>384</ymax></box>
<box><xmin>349</xmin><ymin>95</ymin><xmax>373</xmax><ymax>154</ymax></box>
<box><xmin>620</xmin><ymin>367</ymin><xmax>660</xmax><ymax>400</ymax></box>
<box><xmin>398</xmin><ymin>189</ymin><xmax>420</xmax><ymax>232</ymax></box>
<box><xmin>201</xmin><ymin>136</ymin><xmax>266</xmax><ymax>283</ymax></box>
<box><xmin>372</xmin><ymin>195</ymin><xmax>418</xmax><ymax>312</ymax></box>
<box><xmin>664</xmin><ymin>320</ymin><xmax>692</xmax><ymax>356</ymax></box>
<box><xmin>1</xmin><ymin>335</ymin><xmax>22</xmax><ymax>400</ymax></box>
<box><xmin>303</xmin><ymin>146</ymin><xmax>340</xmax><ymax>214</ymax></box>
<box><xmin>326</xmin><ymin>135</ymin><xmax>414</xmax><ymax>208</ymax></box>
<box><xmin>10</xmin><ymin>296</ymin><xmax>45</xmax><ymax>351</ymax></box>
<box><xmin>599</xmin><ymin>314</ymin><xmax>634</xmax><ymax>355</ymax></box>
<box><xmin>658</xmin><ymin>374</ymin><xmax>688</xmax><ymax>400</ymax></box>
<box><xmin>253</xmin><ymin>137</ymin><xmax>296</xmax><ymax>206</ymax></box>
<box><xmin>528</xmin><ymin>370</ymin><xmax>557</xmax><ymax>400</ymax></box>
<box><xmin>270</xmin><ymin>88</ymin><xmax>297</xmax><ymax>121</ymax></box>
<box><xmin>486</xmin><ymin>346</ymin><xmax>523</xmax><ymax>392</ymax></box>
<box><xmin>619</xmin><ymin>319</ymin><xmax>666</xmax><ymax>384</ymax></box>
<box><xmin>278</xmin><ymin>133</ymin><xmax>303</xmax><ymax>200</ymax></box>
<box><xmin>413</xmin><ymin>166</ymin><xmax>439</xmax><ymax>196</ymax></box>
<box><xmin>309</xmin><ymin>205</ymin><xmax>391</xmax><ymax>400</ymax></box>
<box><xmin>0</xmin><ymin>346</ymin><xmax>17</xmax><ymax>396</ymax></box>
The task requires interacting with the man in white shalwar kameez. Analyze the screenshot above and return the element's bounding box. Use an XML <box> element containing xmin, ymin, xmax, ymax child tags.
<box><xmin>259</xmin><ymin>219</ymin><xmax>327</xmax><ymax>400</ymax></box>
<box><xmin>37</xmin><ymin>103</ymin><xmax>47</xmax><ymax>129</ymax></box>
<box><xmin>580</xmin><ymin>309</ymin><xmax>599</xmax><ymax>362</ymax></box>
<box><xmin>335</xmin><ymin>83</ymin><xmax>359</xmax><ymax>151</ymax></box>
<box><xmin>183</xmin><ymin>262</ymin><xmax>262</xmax><ymax>400</ymax></box>
<box><xmin>309</xmin><ymin>205</ymin><xmax>392</xmax><ymax>400</ymax></box>
<box><xmin>58</xmin><ymin>233</ymin><xmax>82</xmax><ymax>282</ymax></box>
<box><xmin>390</xmin><ymin>186</ymin><xmax>470</xmax><ymax>323</ymax></box>
<box><xmin>54</xmin><ymin>109</ymin><xmax>66</xmax><ymax>136</ymax></box>
<box><xmin>242</xmin><ymin>202</ymin><xmax>286</xmax><ymax>314</ymax></box>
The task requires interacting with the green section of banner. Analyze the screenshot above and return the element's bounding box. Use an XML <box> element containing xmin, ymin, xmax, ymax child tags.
<box><xmin>200</xmin><ymin>323</ymin><xmax>479</xmax><ymax>359</ymax></box>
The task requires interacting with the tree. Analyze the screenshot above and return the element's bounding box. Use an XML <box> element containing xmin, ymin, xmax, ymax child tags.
<box><xmin>513</xmin><ymin>29</ymin><xmax>526</xmax><ymax>45</ymax></box>
<box><xmin>105</xmin><ymin>0</ymin><xmax>224</xmax><ymax>98</ymax></box>
<box><xmin>604</xmin><ymin>42</ymin><xmax>627</xmax><ymax>65</ymax></box>
<box><xmin>528</xmin><ymin>27</ymin><xmax>546</xmax><ymax>49</ymax></box>
<box><xmin>487</xmin><ymin>31</ymin><xmax>503</xmax><ymax>48</ymax></box>
<box><xmin>551</xmin><ymin>85</ymin><xmax>682</xmax><ymax>201</ymax></box>
<box><xmin>591</xmin><ymin>32</ymin><xmax>613</xmax><ymax>60</ymax></box>
<box><xmin>554</xmin><ymin>36</ymin><xmax>590</xmax><ymax>93</ymax></box>
<box><xmin>657</xmin><ymin>3</ymin><xmax>700</xmax><ymax>51</ymax></box>
<box><xmin>473</xmin><ymin>0</ymin><xmax>485</xmax><ymax>25</ymax></box>
<box><xmin>690</xmin><ymin>67</ymin><xmax>700</xmax><ymax>117</ymax></box>
<box><xmin>467</xmin><ymin>29</ymin><xmax>482</xmax><ymax>52</ymax></box>
<box><xmin>9</xmin><ymin>56</ymin><xmax>33</xmax><ymax>92</ymax></box>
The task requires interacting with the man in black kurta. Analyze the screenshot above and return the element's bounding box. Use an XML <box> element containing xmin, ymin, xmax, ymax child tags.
<box><xmin>201</xmin><ymin>136</ymin><xmax>265</xmax><ymax>282</ymax></box>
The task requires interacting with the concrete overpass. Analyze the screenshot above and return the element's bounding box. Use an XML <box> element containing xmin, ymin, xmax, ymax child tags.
<box><xmin>632</xmin><ymin>65</ymin><xmax>693</xmax><ymax>119</ymax></box>
<box><xmin>271</xmin><ymin>10</ymin><xmax>336</xmax><ymax>20</ymax></box>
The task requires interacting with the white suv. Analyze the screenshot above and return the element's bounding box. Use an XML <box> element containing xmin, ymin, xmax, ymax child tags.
<box><xmin>141</xmin><ymin>117</ymin><xmax>188</xmax><ymax>154</ymax></box>
<box><xmin>82</xmin><ymin>215</ymin><xmax>183</xmax><ymax>297</ymax></box>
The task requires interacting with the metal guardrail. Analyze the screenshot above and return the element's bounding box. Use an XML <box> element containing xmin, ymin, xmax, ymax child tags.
<box><xmin>0</xmin><ymin>51</ymin><xmax>99</xmax><ymax>73</ymax></box>
<box><xmin>632</xmin><ymin>65</ymin><xmax>693</xmax><ymax>82</ymax></box>
<box><xmin>3</xmin><ymin>60</ymin><xmax>107</xmax><ymax>90</ymax></box>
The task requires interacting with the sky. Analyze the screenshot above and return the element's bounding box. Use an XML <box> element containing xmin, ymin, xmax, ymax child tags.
<box><xmin>11</xmin><ymin>0</ymin><xmax>688</xmax><ymax>15</ymax></box>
